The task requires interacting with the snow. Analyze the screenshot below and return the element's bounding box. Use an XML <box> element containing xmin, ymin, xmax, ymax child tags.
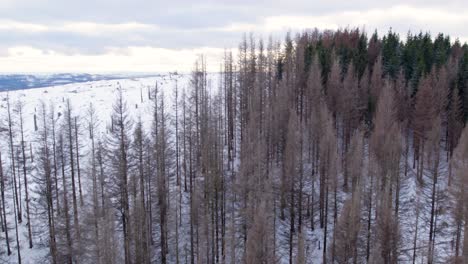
<box><xmin>0</xmin><ymin>74</ymin><xmax>191</xmax><ymax>263</ymax></box>
<box><xmin>0</xmin><ymin>73</ymin><xmax>461</xmax><ymax>263</ymax></box>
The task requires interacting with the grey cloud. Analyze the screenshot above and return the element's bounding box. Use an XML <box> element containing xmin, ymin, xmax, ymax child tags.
<box><xmin>2</xmin><ymin>0</ymin><xmax>466</xmax><ymax>26</ymax></box>
<box><xmin>0</xmin><ymin>26</ymin><xmax>246</xmax><ymax>55</ymax></box>
<box><xmin>0</xmin><ymin>0</ymin><xmax>467</xmax><ymax>58</ymax></box>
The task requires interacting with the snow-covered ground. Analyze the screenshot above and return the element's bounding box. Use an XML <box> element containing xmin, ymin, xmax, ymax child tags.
<box><xmin>0</xmin><ymin>73</ymin><xmax>191</xmax><ymax>263</ymax></box>
<box><xmin>1</xmin><ymin>73</ymin><xmax>188</xmax><ymax>140</ymax></box>
<box><xmin>0</xmin><ymin>72</ymin><xmax>460</xmax><ymax>264</ymax></box>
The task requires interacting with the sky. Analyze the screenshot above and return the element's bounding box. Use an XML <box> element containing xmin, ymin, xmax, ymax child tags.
<box><xmin>0</xmin><ymin>0</ymin><xmax>467</xmax><ymax>73</ymax></box>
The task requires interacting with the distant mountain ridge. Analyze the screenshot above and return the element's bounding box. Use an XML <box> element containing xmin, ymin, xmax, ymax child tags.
<box><xmin>0</xmin><ymin>73</ymin><xmax>163</xmax><ymax>91</ymax></box>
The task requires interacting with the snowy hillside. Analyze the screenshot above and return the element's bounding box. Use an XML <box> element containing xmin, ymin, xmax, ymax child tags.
<box><xmin>0</xmin><ymin>73</ymin><xmax>166</xmax><ymax>92</ymax></box>
<box><xmin>0</xmin><ymin>62</ymin><xmax>465</xmax><ymax>264</ymax></box>
<box><xmin>1</xmin><ymin>73</ymin><xmax>189</xmax><ymax>140</ymax></box>
<box><xmin>0</xmin><ymin>73</ymin><xmax>193</xmax><ymax>263</ymax></box>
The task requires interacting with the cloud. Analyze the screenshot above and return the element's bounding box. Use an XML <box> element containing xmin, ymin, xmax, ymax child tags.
<box><xmin>0</xmin><ymin>2</ymin><xmax>467</xmax><ymax>72</ymax></box>
<box><xmin>60</xmin><ymin>22</ymin><xmax>158</xmax><ymax>36</ymax></box>
<box><xmin>0</xmin><ymin>46</ymin><xmax>226</xmax><ymax>73</ymax></box>
<box><xmin>0</xmin><ymin>20</ymin><xmax>49</xmax><ymax>32</ymax></box>
<box><xmin>224</xmin><ymin>5</ymin><xmax>468</xmax><ymax>40</ymax></box>
<box><xmin>0</xmin><ymin>20</ymin><xmax>158</xmax><ymax>35</ymax></box>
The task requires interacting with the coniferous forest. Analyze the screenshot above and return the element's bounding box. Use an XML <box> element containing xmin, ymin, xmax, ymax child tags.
<box><xmin>0</xmin><ymin>28</ymin><xmax>468</xmax><ymax>264</ymax></box>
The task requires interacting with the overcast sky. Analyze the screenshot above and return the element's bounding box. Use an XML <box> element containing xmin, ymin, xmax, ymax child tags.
<box><xmin>0</xmin><ymin>0</ymin><xmax>467</xmax><ymax>73</ymax></box>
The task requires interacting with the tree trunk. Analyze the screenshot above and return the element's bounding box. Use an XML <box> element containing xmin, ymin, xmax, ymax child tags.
<box><xmin>0</xmin><ymin>152</ymin><xmax>11</xmax><ymax>256</ymax></box>
<box><xmin>60</xmin><ymin>135</ymin><xmax>73</xmax><ymax>264</ymax></box>
<box><xmin>19</xmin><ymin>104</ymin><xmax>33</xmax><ymax>248</ymax></box>
<box><xmin>67</xmin><ymin>102</ymin><xmax>81</xmax><ymax>245</ymax></box>
<box><xmin>7</xmin><ymin>98</ymin><xmax>22</xmax><ymax>223</ymax></box>
<box><xmin>74</xmin><ymin>117</ymin><xmax>84</xmax><ymax>206</ymax></box>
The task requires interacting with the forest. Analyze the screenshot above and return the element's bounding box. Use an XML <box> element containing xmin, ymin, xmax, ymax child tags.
<box><xmin>0</xmin><ymin>28</ymin><xmax>467</xmax><ymax>264</ymax></box>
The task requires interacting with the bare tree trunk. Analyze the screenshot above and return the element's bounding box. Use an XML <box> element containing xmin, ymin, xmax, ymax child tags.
<box><xmin>0</xmin><ymin>152</ymin><xmax>11</xmax><ymax>256</ymax></box>
<box><xmin>16</xmin><ymin>150</ymin><xmax>23</xmax><ymax>227</ymax></box>
<box><xmin>120</xmin><ymin>108</ymin><xmax>131</xmax><ymax>264</ymax></box>
<box><xmin>7</xmin><ymin>96</ymin><xmax>22</xmax><ymax>223</ymax></box>
<box><xmin>412</xmin><ymin>192</ymin><xmax>420</xmax><ymax>264</ymax></box>
<box><xmin>428</xmin><ymin>158</ymin><xmax>440</xmax><ymax>264</ymax></box>
<box><xmin>40</xmin><ymin>105</ymin><xmax>58</xmax><ymax>264</ymax></box>
<box><xmin>74</xmin><ymin>117</ymin><xmax>84</xmax><ymax>206</ymax></box>
<box><xmin>50</xmin><ymin>107</ymin><xmax>61</xmax><ymax>216</ymax></box>
<box><xmin>419</xmin><ymin>142</ymin><xmax>425</xmax><ymax>184</ymax></box>
<box><xmin>0</xmin><ymin>184</ymin><xmax>3</xmax><ymax>233</ymax></box>
<box><xmin>156</xmin><ymin>92</ymin><xmax>168</xmax><ymax>264</ymax></box>
<box><xmin>176</xmin><ymin>187</ymin><xmax>180</xmax><ymax>264</ymax></box>
<box><xmin>323</xmin><ymin>183</ymin><xmax>329</xmax><ymax>264</ymax></box>
<box><xmin>60</xmin><ymin>135</ymin><xmax>73</xmax><ymax>264</ymax></box>
<box><xmin>66</xmin><ymin>101</ymin><xmax>81</xmax><ymax>246</ymax></box>
<box><xmin>289</xmin><ymin>187</ymin><xmax>295</xmax><ymax>264</ymax></box>
<box><xmin>332</xmin><ymin>182</ymin><xmax>338</xmax><ymax>264</ymax></box>
<box><xmin>11</xmin><ymin>163</ymin><xmax>22</xmax><ymax>264</ymax></box>
<box><xmin>18</xmin><ymin>102</ymin><xmax>33</xmax><ymax>248</ymax></box>
<box><xmin>455</xmin><ymin>221</ymin><xmax>462</xmax><ymax>262</ymax></box>
<box><xmin>175</xmin><ymin>80</ymin><xmax>180</xmax><ymax>187</ymax></box>
<box><xmin>463</xmin><ymin>211</ymin><xmax>468</xmax><ymax>264</ymax></box>
<box><xmin>97</xmin><ymin>142</ymin><xmax>106</xmax><ymax>214</ymax></box>
<box><xmin>88</xmin><ymin>104</ymin><xmax>101</xmax><ymax>263</ymax></box>
<box><xmin>30</xmin><ymin>143</ymin><xmax>34</xmax><ymax>162</ymax></box>
<box><xmin>298</xmin><ymin>134</ymin><xmax>304</xmax><ymax>232</ymax></box>
<box><xmin>189</xmin><ymin>124</ymin><xmax>195</xmax><ymax>264</ymax></box>
<box><xmin>146</xmin><ymin>148</ymin><xmax>153</xmax><ymax>248</ymax></box>
<box><xmin>366</xmin><ymin>168</ymin><xmax>374</xmax><ymax>262</ymax></box>
<box><xmin>319</xmin><ymin>165</ymin><xmax>325</xmax><ymax>228</ymax></box>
